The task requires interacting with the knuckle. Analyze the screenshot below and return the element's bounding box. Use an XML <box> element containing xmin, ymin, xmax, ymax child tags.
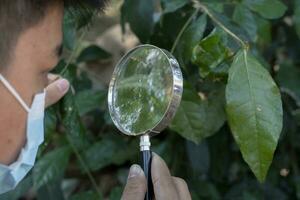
<box><xmin>173</xmin><ymin>177</ymin><xmax>188</xmax><ymax>188</ymax></box>
<box><xmin>122</xmin><ymin>176</ymin><xmax>146</xmax><ymax>199</ymax></box>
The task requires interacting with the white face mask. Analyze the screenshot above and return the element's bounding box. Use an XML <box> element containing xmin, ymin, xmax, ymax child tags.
<box><xmin>0</xmin><ymin>74</ymin><xmax>46</xmax><ymax>194</ymax></box>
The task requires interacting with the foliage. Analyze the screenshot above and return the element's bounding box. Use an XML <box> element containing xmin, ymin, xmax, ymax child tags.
<box><xmin>1</xmin><ymin>0</ymin><xmax>300</xmax><ymax>199</ymax></box>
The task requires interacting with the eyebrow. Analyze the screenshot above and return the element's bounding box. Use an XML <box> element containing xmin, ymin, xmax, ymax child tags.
<box><xmin>55</xmin><ymin>43</ymin><xmax>64</xmax><ymax>57</ymax></box>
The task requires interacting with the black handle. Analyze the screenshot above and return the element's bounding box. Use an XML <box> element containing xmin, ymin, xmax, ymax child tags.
<box><xmin>140</xmin><ymin>150</ymin><xmax>153</xmax><ymax>200</ymax></box>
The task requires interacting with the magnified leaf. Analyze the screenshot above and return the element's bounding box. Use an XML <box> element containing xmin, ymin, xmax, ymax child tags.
<box><xmin>33</xmin><ymin>146</ymin><xmax>71</xmax><ymax>189</ymax></box>
<box><xmin>244</xmin><ymin>0</ymin><xmax>287</xmax><ymax>19</ymax></box>
<box><xmin>226</xmin><ymin>50</ymin><xmax>283</xmax><ymax>182</ymax></box>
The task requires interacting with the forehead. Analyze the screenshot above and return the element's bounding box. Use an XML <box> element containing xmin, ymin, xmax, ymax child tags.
<box><xmin>31</xmin><ymin>3</ymin><xmax>64</xmax><ymax>42</ymax></box>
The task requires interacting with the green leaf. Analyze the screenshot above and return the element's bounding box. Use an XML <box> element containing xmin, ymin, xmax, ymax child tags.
<box><xmin>61</xmin><ymin>91</ymin><xmax>90</xmax><ymax>150</ymax></box>
<box><xmin>45</xmin><ymin>107</ymin><xmax>57</xmax><ymax>137</ymax></box>
<box><xmin>186</xmin><ymin>140</ymin><xmax>210</xmax><ymax>175</ymax></box>
<box><xmin>70</xmin><ymin>191</ymin><xmax>103</xmax><ymax>200</ymax></box>
<box><xmin>77</xmin><ymin>45</ymin><xmax>111</xmax><ymax>63</ymax></box>
<box><xmin>63</xmin><ymin>12</ymin><xmax>77</xmax><ymax>50</ymax></box>
<box><xmin>75</xmin><ymin>89</ymin><xmax>106</xmax><ymax>115</ymax></box>
<box><xmin>192</xmin><ymin>29</ymin><xmax>230</xmax><ymax>78</ymax></box>
<box><xmin>36</xmin><ymin>180</ymin><xmax>65</xmax><ymax>200</ymax></box>
<box><xmin>161</xmin><ymin>0</ymin><xmax>189</xmax><ymax>13</ymax></box>
<box><xmin>233</xmin><ymin>5</ymin><xmax>257</xmax><ymax>42</ymax></box>
<box><xmin>244</xmin><ymin>0</ymin><xmax>287</xmax><ymax>19</ymax></box>
<box><xmin>256</xmin><ymin>16</ymin><xmax>271</xmax><ymax>48</ymax></box>
<box><xmin>226</xmin><ymin>50</ymin><xmax>283</xmax><ymax>182</ymax></box>
<box><xmin>109</xmin><ymin>186</ymin><xmax>123</xmax><ymax>200</ymax></box>
<box><xmin>33</xmin><ymin>146</ymin><xmax>71</xmax><ymax>189</ymax></box>
<box><xmin>121</xmin><ymin>0</ymin><xmax>155</xmax><ymax>43</ymax></box>
<box><xmin>170</xmin><ymin>85</ymin><xmax>226</xmax><ymax>144</ymax></box>
<box><xmin>209</xmin><ymin>11</ymin><xmax>251</xmax><ymax>45</ymax></box>
<box><xmin>293</xmin><ymin>109</ymin><xmax>300</xmax><ymax>126</ymax></box>
<box><xmin>82</xmin><ymin>135</ymin><xmax>137</xmax><ymax>171</ymax></box>
<box><xmin>294</xmin><ymin>0</ymin><xmax>300</xmax><ymax>38</ymax></box>
<box><xmin>277</xmin><ymin>60</ymin><xmax>300</xmax><ymax>99</ymax></box>
<box><xmin>180</xmin><ymin>14</ymin><xmax>207</xmax><ymax>62</ymax></box>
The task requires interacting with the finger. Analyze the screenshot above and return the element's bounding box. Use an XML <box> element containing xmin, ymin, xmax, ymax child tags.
<box><xmin>47</xmin><ymin>73</ymin><xmax>60</xmax><ymax>84</ymax></box>
<box><xmin>121</xmin><ymin>164</ymin><xmax>147</xmax><ymax>200</ymax></box>
<box><xmin>172</xmin><ymin>177</ymin><xmax>192</xmax><ymax>200</ymax></box>
<box><xmin>151</xmin><ymin>153</ymin><xmax>179</xmax><ymax>200</ymax></box>
<box><xmin>45</xmin><ymin>78</ymin><xmax>69</xmax><ymax>108</ymax></box>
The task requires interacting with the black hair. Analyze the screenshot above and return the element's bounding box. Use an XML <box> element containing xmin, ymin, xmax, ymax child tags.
<box><xmin>0</xmin><ymin>0</ymin><xmax>107</xmax><ymax>68</ymax></box>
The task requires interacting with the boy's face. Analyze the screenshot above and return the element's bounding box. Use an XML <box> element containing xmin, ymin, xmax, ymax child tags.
<box><xmin>1</xmin><ymin>2</ymin><xmax>64</xmax><ymax>105</ymax></box>
<box><xmin>0</xmin><ymin>2</ymin><xmax>66</xmax><ymax>165</ymax></box>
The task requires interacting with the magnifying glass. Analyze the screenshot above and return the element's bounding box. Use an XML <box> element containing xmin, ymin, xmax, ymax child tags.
<box><xmin>108</xmin><ymin>44</ymin><xmax>183</xmax><ymax>200</ymax></box>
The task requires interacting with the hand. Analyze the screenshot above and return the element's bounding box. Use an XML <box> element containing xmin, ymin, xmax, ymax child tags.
<box><xmin>45</xmin><ymin>74</ymin><xmax>70</xmax><ymax>108</ymax></box>
<box><xmin>121</xmin><ymin>153</ymin><xmax>191</xmax><ymax>200</ymax></box>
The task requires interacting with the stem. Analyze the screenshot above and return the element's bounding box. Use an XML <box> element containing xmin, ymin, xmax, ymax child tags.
<box><xmin>66</xmin><ymin>135</ymin><xmax>102</xmax><ymax>198</ymax></box>
<box><xmin>193</xmin><ymin>0</ymin><xmax>248</xmax><ymax>49</ymax></box>
<box><xmin>170</xmin><ymin>8</ymin><xmax>200</xmax><ymax>54</ymax></box>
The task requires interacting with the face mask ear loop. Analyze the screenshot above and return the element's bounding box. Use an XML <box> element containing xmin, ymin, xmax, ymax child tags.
<box><xmin>0</xmin><ymin>74</ymin><xmax>30</xmax><ymax>113</ymax></box>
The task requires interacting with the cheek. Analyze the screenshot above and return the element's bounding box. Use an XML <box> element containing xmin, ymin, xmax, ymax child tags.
<box><xmin>39</xmin><ymin>53</ymin><xmax>59</xmax><ymax>73</ymax></box>
<box><xmin>40</xmin><ymin>72</ymin><xmax>49</xmax><ymax>88</ymax></box>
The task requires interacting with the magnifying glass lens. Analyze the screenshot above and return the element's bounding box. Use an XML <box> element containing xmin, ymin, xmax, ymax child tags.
<box><xmin>112</xmin><ymin>46</ymin><xmax>173</xmax><ymax>135</ymax></box>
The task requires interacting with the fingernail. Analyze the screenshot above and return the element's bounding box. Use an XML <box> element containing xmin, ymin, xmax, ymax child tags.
<box><xmin>57</xmin><ymin>79</ymin><xmax>69</xmax><ymax>93</ymax></box>
<box><xmin>128</xmin><ymin>164</ymin><xmax>143</xmax><ymax>179</ymax></box>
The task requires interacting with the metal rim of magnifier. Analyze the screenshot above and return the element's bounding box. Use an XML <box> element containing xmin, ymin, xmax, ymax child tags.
<box><xmin>108</xmin><ymin>44</ymin><xmax>183</xmax><ymax>137</ymax></box>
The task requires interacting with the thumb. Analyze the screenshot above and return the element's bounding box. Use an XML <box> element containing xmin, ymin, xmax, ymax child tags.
<box><xmin>121</xmin><ymin>164</ymin><xmax>147</xmax><ymax>200</ymax></box>
<box><xmin>45</xmin><ymin>78</ymin><xmax>69</xmax><ymax>108</ymax></box>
